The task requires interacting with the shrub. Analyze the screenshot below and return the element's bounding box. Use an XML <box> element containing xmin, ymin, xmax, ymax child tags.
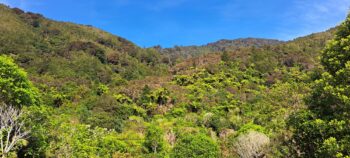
<box><xmin>143</xmin><ymin>124</ymin><xmax>165</xmax><ymax>154</ymax></box>
<box><xmin>171</xmin><ymin>133</ymin><xmax>219</xmax><ymax>158</ymax></box>
<box><xmin>97</xmin><ymin>83</ymin><xmax>109</xmax><ymax>96</ymax></box>
<box><xmin>0</xmin><ymin>55</ymin><xmax>40</xmax><ymax>107</ymax></box>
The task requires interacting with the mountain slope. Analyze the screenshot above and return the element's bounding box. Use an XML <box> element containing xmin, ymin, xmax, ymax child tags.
<box><xmin>207</xmin><ymin>38</ymin><xmax>283</xmax><ymax>49</ymax></box>
<box><xmin>0</xmin><ymin>4</ymin><xmax>170</xmax><ymax>84</ymax></box>
<box><xmin>0</xmin><ymin>4</ymin><xmax>138</xmax><ymax>54</ymax></box>
<box><xmin>157</xmin><ymin>38</ymin><xmax>283</xmax><ymax>61</ymax></box>
<box><xmin>0</xmin><ymin>3</ymin><xmax>341</xmax><ymax>157</ymax></box>
<box><xmin>170</xmin><ymin>28</ymin><xmax>336</xmax><ymax>75</ymax></box>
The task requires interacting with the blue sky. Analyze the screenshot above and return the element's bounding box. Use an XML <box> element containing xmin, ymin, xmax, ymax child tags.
<box><xmin>1</xmin><ymin>0</ymin><xmax>350</xmax><ymax>47</ymax></box>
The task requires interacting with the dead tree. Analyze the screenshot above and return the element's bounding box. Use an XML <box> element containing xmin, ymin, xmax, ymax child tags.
<box><xmin>0</xmin><ymin>105</ymin><xmax>29</xmax><ymax>158</ymax></box>
<box><xmin>234</xmin><ymin>131</ymin><xmax>270</xmax><ymax>158</ymax></box>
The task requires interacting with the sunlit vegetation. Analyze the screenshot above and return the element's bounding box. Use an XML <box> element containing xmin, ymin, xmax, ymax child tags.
<box><xmin>0</xmin><ymin>3</ymin><xmax>348</xmax><ymax>158</ymax></box>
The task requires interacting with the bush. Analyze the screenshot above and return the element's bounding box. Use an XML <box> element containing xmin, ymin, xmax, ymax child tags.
<box><xmin>171</xmin><ymin>133</ymin><xmax>219</xmax><ymax>158</ymax></box>
<box><xmin>237</xmin><ymin>123</ymin><xmax>266</xmax><ymax>135</ymax></box>
<box><xmin>143</xmin><ymin>124</ymin><xmax>165</xmax><ymax>154</ymax></box>
<box><xmin>0</xmin><ymin>55</ymin><xmax>40</xmax><ymax>107</ymax></box>
<box><xmin>83</xmin><ymin>94</ymin><xmax>138</xmax><ymax>132</ymax></box>
<box><xmin>97</xmin><ymin>83</ymin><xmax>109</xmax><ymax>95</ymax></box>
<box><xmin>47</xmin><ymin>123</ymin><xmax>127</xmax><ymax>157</ymax></box>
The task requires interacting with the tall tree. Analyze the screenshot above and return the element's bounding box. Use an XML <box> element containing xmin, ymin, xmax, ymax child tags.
<box><xmin>0</xmin><ymin>55</ymin><xmax>41</xmax><ymax>157</ymax></box>
<box><xmin>289</xmin><ymin>14</ymin><xmax>350</xmax><ymax>157</ymax></box>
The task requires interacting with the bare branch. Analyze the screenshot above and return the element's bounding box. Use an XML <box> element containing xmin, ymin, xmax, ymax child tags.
<box><xmin>0</xmin><ymin>104</ymin><xmax>30</xmax><ymax>157</ymax></box>
<box><xmin>234</xmin><ymin>131</ymin><xmax>270</xmax><ymax>158</ymax></box>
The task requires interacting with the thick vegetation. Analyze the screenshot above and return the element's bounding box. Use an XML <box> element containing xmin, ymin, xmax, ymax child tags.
<box><xmin>289</xmin><ymin>14</ymin><xmax>350</xmax><ymax>157</ymax></box>
<box><xmin>0</xmin><ymin>3</ymin><xmax>348</xmax><ymax>158</ymax></box>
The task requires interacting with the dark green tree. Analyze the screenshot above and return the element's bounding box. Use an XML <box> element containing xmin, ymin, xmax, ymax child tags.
<box><xmin>221</xmin><ymin>51</ymin><xmax>230</xmax><ymax>62</ymax></box>
<box><xmin>138</xmin><ymin>85</ymin><xmax>151</xmax><ymax>105</ymax></box>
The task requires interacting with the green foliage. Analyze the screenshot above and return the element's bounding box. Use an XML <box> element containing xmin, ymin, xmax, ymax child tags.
<box><xmin>249</xmin><ymin>50</ymin><xmax>278</xmax><ymax>73</ymax></box>
<box><xmin>173</xmin><ymin>75</ymin><xmax>194</xmax><ymax>86</ymax></box>
<box><xmin>151</xmin><ymin>88</ymin><xmax>170</xmax><ymax>106</ymax></box>
<box><xmin>114</xmin><ymin>93</ymin><xmax>133</xmax><ymax>104</ymax></box>
<box><xmin>289</xmin><ymin>13</ymin><xmax>350</xmax><ymax>157</ymax></box>
<box><xmin>237</xmin><ymin>123</ymin><xmax>266</xmax><ymax>135</ymax></box>
<box><xmin>138</xmin><ymin>85</ymin><xmax>152</xmax><ymax>104</ymax></box>
<box><xmin>0</xmin><ymin>4</ymin><xmax>344</xmax><ymax>157</ymax></box>
<box><xmin>171</xmin><ymin>133</ymin><xmax>219</xmax><ymax>158</ymax></box>
<box><xmin>169</xmin><ymin>107</ymin><xmax>186</xmax><ymax>117</ymax></box>
<box><xmin>0</xmin><ymin>55</ymin><xmax>40</xmax><ymax>107</ymax></box>
<box><xmin>139</xmin><ymin>48</ymin><xmax>161</xmax><ymax>66</ymax></box>
<box><xmin>143</xmin><ymin>124</ymin><xmax>166</xmax><ymax>154</ymax></box>
<box><xmin>221</xmin><ymin>51</ymin><xmax>230</xmax><ymax>62</ymax></box>
<box><xmin>138</xmin><ymin>87</ymin><xmax>171</xmax><ymax>116</ymax></box>
<box><xmin>47</xmin><ymin>123</ymin><xmax>127</xmax><ymax>157</ymax></box>
<box><xmin>289</xmin><ymin>111</ymin><xmax>350</xmax><ymax>157</ymax></box>
<box><xmin>21</xmin><ymin>105</ymin><xmax>52</xmax><ymax>157</ymax></box>
<box><xmin>322</xmin><ymin>15</ymin><xmax>350</xmax><ymax>75</ymax></box>
<box><xmin>97</xmin><ymin>83</ymin><xmax>109</xmax><ymax>95</ymax></box>
<box><xmin>319</xmin><ymin>137</ymin><xmax>342</xmax><ymax>157</ymax></box>
<box><xmin>68</xmin><ymin>41</ymin><xmax>107</xmax><ymax>64</ymax></box>
<box><xmin>83</xmin><ymin>94</ymin><xmax>144</xmax><ymax>132</ymax></box>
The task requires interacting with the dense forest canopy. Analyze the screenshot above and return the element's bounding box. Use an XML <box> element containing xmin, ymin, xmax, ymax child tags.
<box><xmin>0</xmin><ymin>3</ymin><xmax>349</xmax><ymax>158</ymax></box>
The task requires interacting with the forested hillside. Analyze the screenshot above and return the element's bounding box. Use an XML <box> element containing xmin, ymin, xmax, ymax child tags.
<box><xmin>156</xmin><ymin>38</ymin><xmax>283</xmax><ymax>60</ymax></box>
<box><xmin>0</xmin><ymin>3</ymin><xmax>348</xmax><ymax>158</ymax></box>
